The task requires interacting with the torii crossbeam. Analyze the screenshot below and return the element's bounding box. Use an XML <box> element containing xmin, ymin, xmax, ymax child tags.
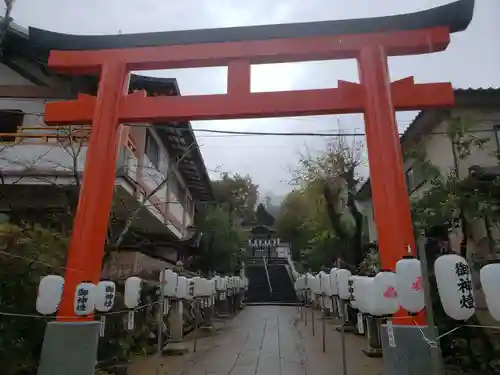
<box><xmin>37</xmin><ymin>0</ymin><xmax>474</xmax><ymax>326</ymax></box>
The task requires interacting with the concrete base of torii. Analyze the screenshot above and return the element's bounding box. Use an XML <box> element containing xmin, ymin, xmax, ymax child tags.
<box><xmin>37</xmin><ymin>321</ymin><xmax>100</xmax><ymax>375</ymax></box>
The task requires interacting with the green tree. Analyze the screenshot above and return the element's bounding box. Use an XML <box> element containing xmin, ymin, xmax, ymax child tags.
<box><xmin>276</xmin><ymin>190</ymin><xmax>311</xmax><ymax>262</ymax></box>
<box><xmin>285</xmin><ymin>135</ymin><xmax>366</xmax><ymax>270</ymax></box>
<box><xmin>276</xmin><ymin>183</ymin><xmax>341</xmax><ymax>271</ymax></box>
<box><xmin>193</xmin><ymin>205</ymin><xmax>246</xmax><ymax>275</ymax></box>
<box><xmin>212</xmin><ymin>172</ymin><xmax>259</xmax><ymax>221</ymax></box>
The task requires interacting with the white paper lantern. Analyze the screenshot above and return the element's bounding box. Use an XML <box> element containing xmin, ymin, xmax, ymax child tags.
<box><xmin>208</xmin><ymin>279</ymin><xmax>215</xmax><ymax>296</ymax></box>
<box><xmin>160</xmin><ymin>269</ymin><xmax>178</xmax><ymax>297</ymax></box>
<box><xmin>434</xmin><ymin>254</ymin><xmax>475</xmax><ymax>321</ymax></box>
<box><xmin>294</xmin><ymin>275</ymin><xmax>302</xmax><ymax>290</ymax></box>
<box><xmin>321</xmin><ymin>272</ymin><xmax>333</xmax><ymax>296</ymax></box>
<box><xmin>330</xmin><ymin>268</ymin><xmax>339</xmax><ymax>295</ymax></box>
<box><xmin>347</xmin><ymin>275</ymin><xmax>358</xmax><ymax>308</ymax></box>
<box><xmin>192</xmin><ymin>277</ymin><xmax>205</xmax><ymax>297</ymax></box>
<box><xmin>176</xmin><ymin>276</ymin><xmax>189</xmax><ymax>299</ymax></box>
<box><xmin>199</xmin><ymin>278</ymin><xmax>209</xmax><ymax>297</ymax></box>
<box><xmin>354</xmin><ymin>276</ymin><xmax>373</xmax><ymax>314</ymax></box>
<box><xmin>396</xmin><ymin>257</ymin><xmax>425</xmax><ymax>313</ymax></box>
<box><xmin>296</xmin><ymin>275</ymin><xmax>305</xmax><ymax>301</ymax></box>
<box><xmin>372</xmin><ymin>271</ymin><xmax>399</xmax><ymax>316</ymax></box>
<box><xmin>480</xmin><ymin>263</ymin><xmax>500</xmax><ymax>321</ymax></box>
<box><xmin>215</xmin><ymin>276</ymin><xmax>225</xmax><ymax>291</ymax></box>
<box><xmin>337</xmin><ymin>269</ymin><xmax>352</xmax><ymax>300</ymax></box>
<box><xmin>318</xmin><ymin>271</ymin><xmax>326</xmax><ymax>293</ymax></box>
<box><xmin>305</xmin><ymin>273</ymin><xmax>314</xmax><ymax>290</ymax></box>
<box><xmin>311</xmin><ymin>275</ymin><xmax>321</xmax><ymax>295</ymax></box>
<box><xmin>74</xmin><ymin>282</ymin><xmax>96</xmax><ymax>316</ymax></box>
<box><xmin>211</xmin><ymin>278</ymin><xmax>217</xmax><ymax>294</ymax></box>
<box><xmin>124</xmin><ymin>277</ymin><xmax>142</xmax><ymax>309</ymax></box>
<box><xmin>295</xmin><ymin>275</ymin><xmax>304</xmax><ymax>292</ymax></box>
<box><xmin>95</xmin><ymin>281</ymin><xmax>116</xmax><ymax>312</ymax></box>
<box><xmin>186</xmin><ymin>278</ymin><xmax>195</xmax><ymax>300</ymax></box>
<box><xmin>36</xmin><ymin>275</ymin><xmax>64</xmax><ymax>315</ymax></box>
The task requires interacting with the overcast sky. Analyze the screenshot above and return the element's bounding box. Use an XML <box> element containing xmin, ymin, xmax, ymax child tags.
<box><xmin>10</xmin><ymin>0</ymin><xmax>500</xmax><ymax>199</ymax></box>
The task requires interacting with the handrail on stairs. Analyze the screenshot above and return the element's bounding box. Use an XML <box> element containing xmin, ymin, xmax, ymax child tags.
<box><xmin>262</xmin><ymin>256</ymin><xmax>273</xmax><ymax>295</ymax></box>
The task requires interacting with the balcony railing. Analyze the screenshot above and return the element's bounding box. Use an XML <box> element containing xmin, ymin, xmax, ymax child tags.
<box><xmin>0</xmin><ymin>125</ymin><xmax>137</xmax><ymax>152</ymax></box>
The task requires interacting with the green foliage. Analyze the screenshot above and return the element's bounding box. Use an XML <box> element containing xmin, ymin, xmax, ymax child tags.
<box><xmin>357</xmin><ymin>247</ymin><xmax>380</xmax><ymax>275</ymax></box>
<box><xmin>408</xmin><ymin>115</ymin><xmax>500</xmax><ymax>372</ymax></box>
<box><xmin>97</xmin><ymin>288</ymin><xmax>158</xmax><ymax>368</ymax></box>
<box><xmin>277</xmin><ymin>135</ymin><xmax>365</xmax><ymax>271</ymax></box>
<box><xmin>212</xmin><ymin>172</ymin><xmax>259</xmax><ymax>221</ymax></box>
<box><xmin>276</xmin><ymin>185</ymin><xmax>340</xmax><ymax>271</ymax></box>
<box><xmin>0</xmin><ymin>223</ymin><xmax>67</xmax><ymax>375</ymax></box>
<box><xmin>193</xmin><ymin>172</ymin><xmax>258</xmax><ymax>275</ymax></box>
<box><xmin>409</xmin><ymin>116</ymin><xmax>500</xmax><ymax>252</ymax></box>
<box><xmin>194</xmin><ymin>204</ymin><xmax>246</xmax><ymax>275</ymax></box>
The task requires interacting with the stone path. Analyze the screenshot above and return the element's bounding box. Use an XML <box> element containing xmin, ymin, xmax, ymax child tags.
<box><xmin>129</xmin><ymin>305</ymin><xmax>384</xmax><ymax>375</ymax></box>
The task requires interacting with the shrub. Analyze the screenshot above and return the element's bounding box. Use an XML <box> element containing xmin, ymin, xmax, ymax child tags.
<box><xmin>0</xmin><ymin>223</ymin><xmax>67</xmax><ymax>375</ymax></box>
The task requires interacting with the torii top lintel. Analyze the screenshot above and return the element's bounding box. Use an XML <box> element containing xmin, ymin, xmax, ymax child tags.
<box><xmin>41</xmin><ymin>0</ymin><xmax>473</xmax><ymax>124</ymax></box>
<box><xmin>34</xmin><ymin>0</ymin><xmax>473</xmax><ymax>74</ymax></box>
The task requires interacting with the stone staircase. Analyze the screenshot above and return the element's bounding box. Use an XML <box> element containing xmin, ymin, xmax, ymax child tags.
<box><xmin>246</xmin><ymin>257</ymin><xmax>298</xmax><ymax>304</ymax></box>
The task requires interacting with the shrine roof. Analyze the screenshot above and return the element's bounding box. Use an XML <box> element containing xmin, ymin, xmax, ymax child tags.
<box><xmin>27</xmin><ymin>0</ymin><xmax>473</xmax><ymax>51</ymax></box>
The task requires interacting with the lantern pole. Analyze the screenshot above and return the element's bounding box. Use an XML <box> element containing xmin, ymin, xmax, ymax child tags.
<box><xmin>337</xmin><ymin>259</ymin><xmax>348</xmax><ymax>375</ymax></box>
<box><xmin>156</xmin><ymin>271</ymin><xmax>167</xmax><ymax>375</ymax></box>
<box><xmin>417</xmin><ymin>233</ymin><xmax>444</xmax><ymax>375</ymax></box>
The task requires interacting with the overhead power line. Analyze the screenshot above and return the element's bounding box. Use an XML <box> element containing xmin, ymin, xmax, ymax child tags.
<box><xmin>2</xmin><ymin>108</ymin><xmax>498</xmax><ymax>138</ymax></box>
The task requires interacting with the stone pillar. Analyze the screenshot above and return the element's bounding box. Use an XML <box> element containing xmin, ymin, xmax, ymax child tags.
<box><xmin>322</xmin><ymin>295</ymin><xmax>332</xmax><ymax>318</ymax></box>
<box><xmin>362</xmin><ymin>315</ymin><xmax>383</xmax><ymax>357</ymax></box>
<box><xmin>164</xmin><ymin>300</ymin><xmax>188</xmax><ymax>355</ymax></box>
<box><xmin>201</xmin><ymin>297</ymin><xmax>214</xmax><ymax>330</ymax></box>
<box><xmin>235</xmin><ymin>292</ymin><xmax>243</xmax><ymax>310</ymax></box>
<box><xmin>216</xmin><ymin>291</ymin><xmax>229</xmax><ymax>318</ymax></box>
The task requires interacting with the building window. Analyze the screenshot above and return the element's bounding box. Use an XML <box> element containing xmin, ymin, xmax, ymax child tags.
<box><xmin>0</xmin><ymin>110</ymin><xmax>24</xmax><ymax>142</ymax></box>
<box><xmin>145</xmin><ymin>130</ymin><xmax>160</xmax><ymax>170</ymax></box>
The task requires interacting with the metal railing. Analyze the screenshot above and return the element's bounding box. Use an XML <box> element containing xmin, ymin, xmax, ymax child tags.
<box><xmin>262</xmin><ymin>256</ymin><xmax>273</xmax><ymax>294</ymax></box>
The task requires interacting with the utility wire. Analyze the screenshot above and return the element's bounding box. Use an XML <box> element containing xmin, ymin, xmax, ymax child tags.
<box><xmin>3</xmin><ymin>108</ymin><xmax>499</xmax><ymax>137</ymax></box>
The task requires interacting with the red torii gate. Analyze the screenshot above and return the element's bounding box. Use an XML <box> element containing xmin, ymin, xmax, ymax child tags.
<box><xmin>39</xmin><ymin>0</ymin><xmax>473</xmax><ymax>324</ymax></box>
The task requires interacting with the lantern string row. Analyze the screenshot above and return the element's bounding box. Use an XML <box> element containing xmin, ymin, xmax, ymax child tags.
<box><xmin>0</xmin><ymin>298</ymin><xmax>166</xmax><ymax>319</ymax></box>
<box><xmin>0</xmin><ymin>294</ymin><xmax>216</xmax><ymax>320</ymax></box>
